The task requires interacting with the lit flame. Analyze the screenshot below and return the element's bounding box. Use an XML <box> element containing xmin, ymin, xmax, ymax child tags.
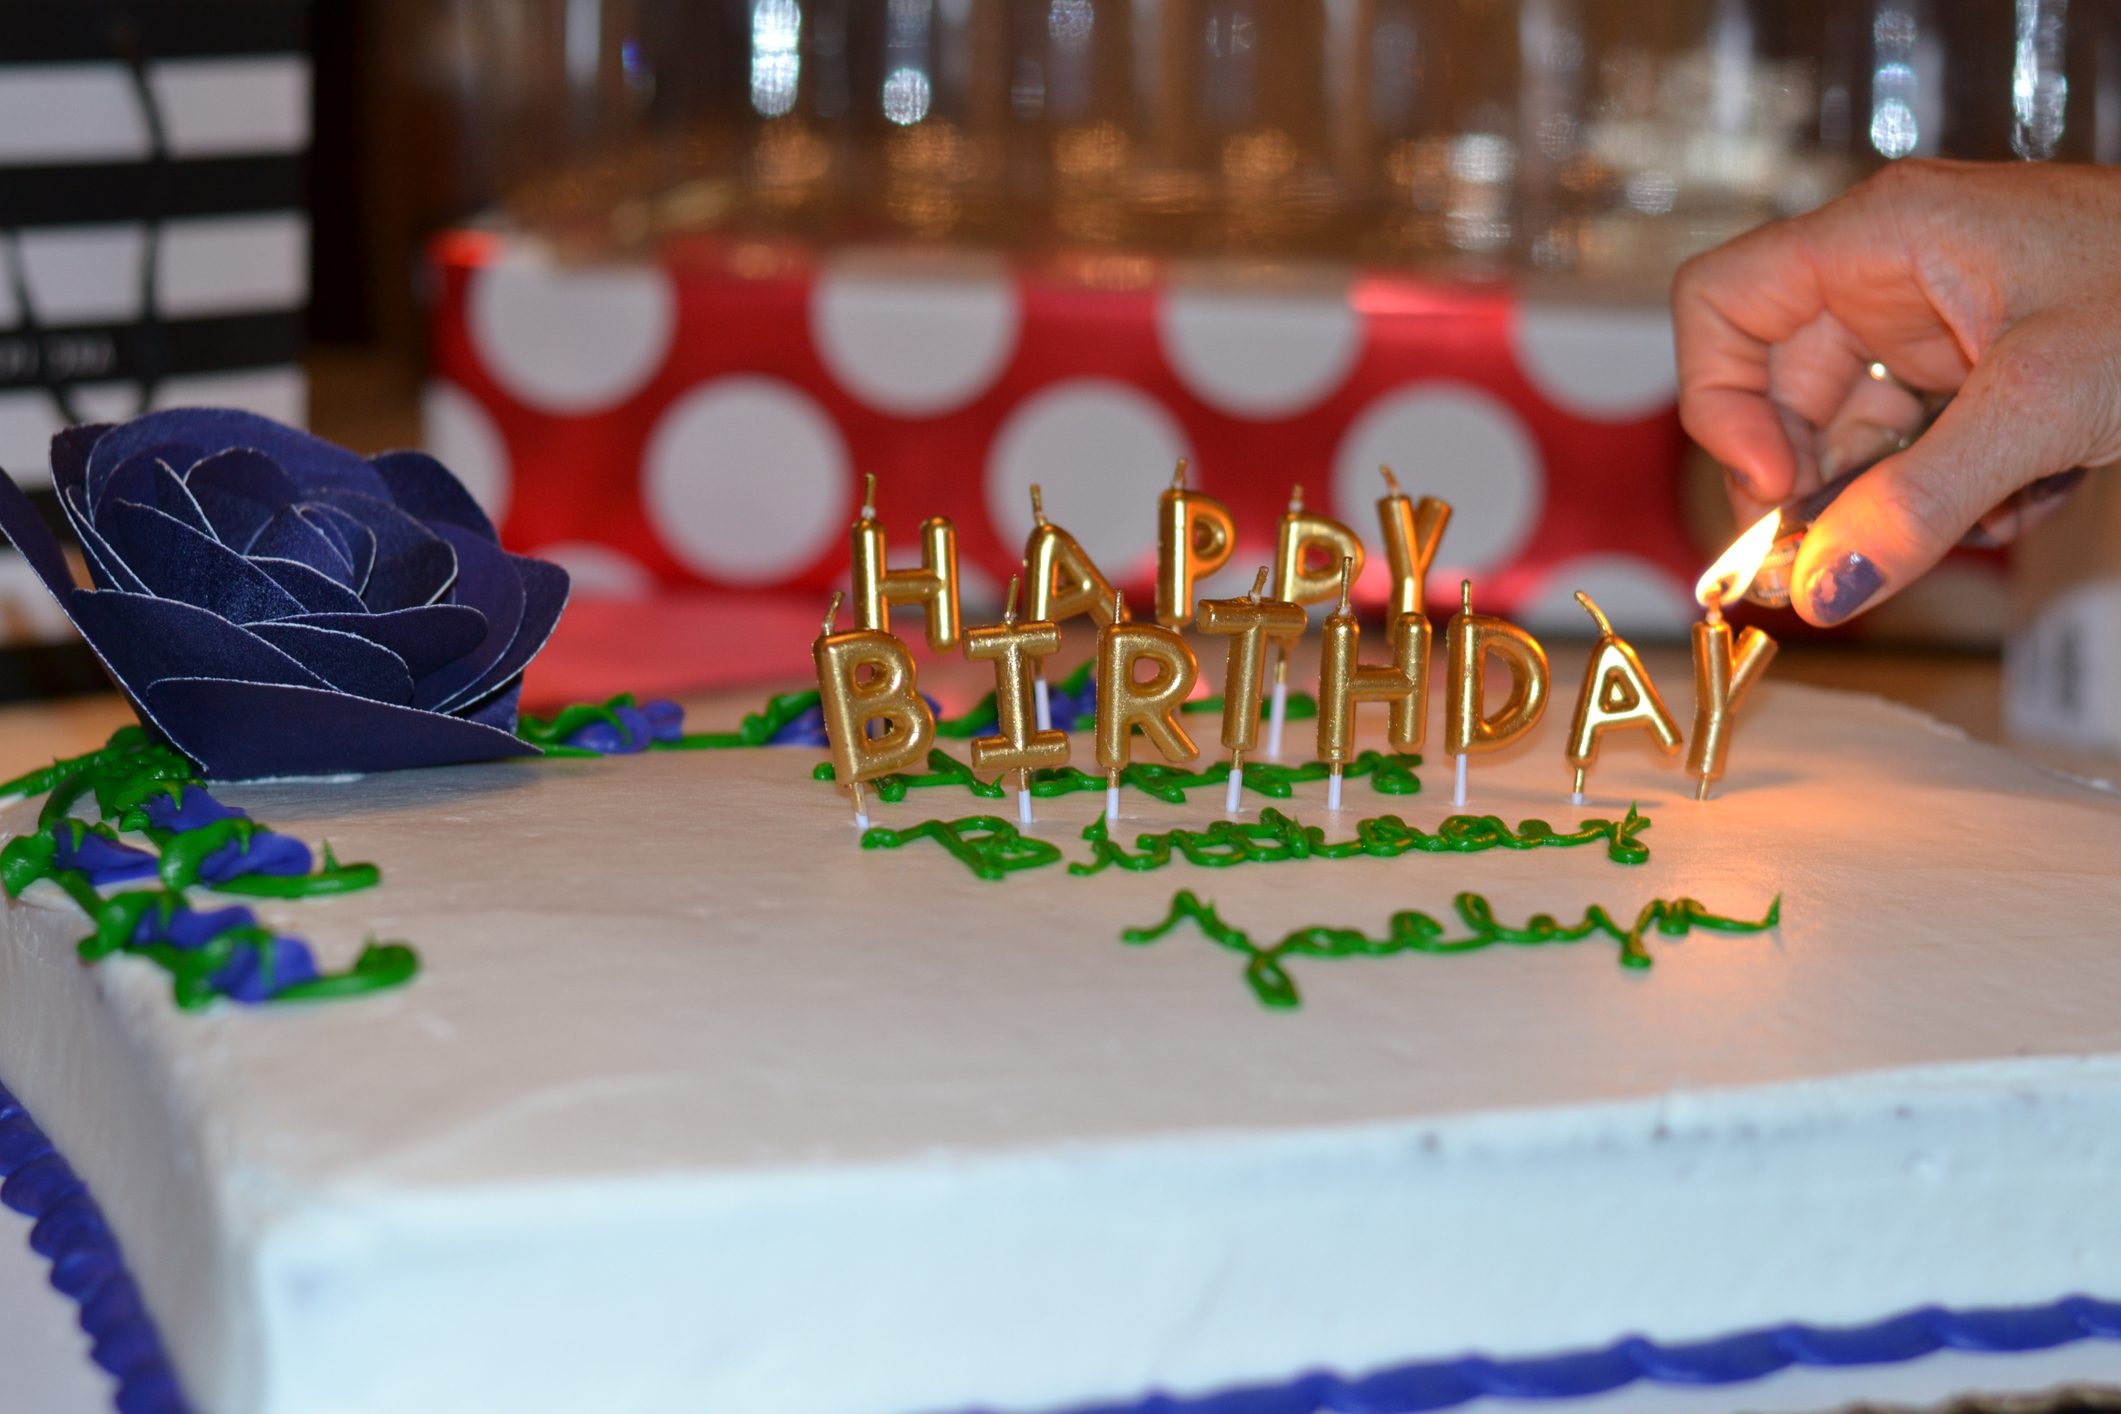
<box><xmin>1694</xmin><ymin>510</ymin><xmax>1781</xmax><ymax>612</ymax></box>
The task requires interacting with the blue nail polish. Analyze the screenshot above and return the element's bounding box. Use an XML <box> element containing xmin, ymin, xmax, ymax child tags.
<box><xmin>1807</xmin><ymin>552</ymin><xmax>1884</xmax><ymax>625</ymax></box>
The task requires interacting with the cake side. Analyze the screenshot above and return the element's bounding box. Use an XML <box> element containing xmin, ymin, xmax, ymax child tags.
<box><xmin>0</xmin><ymin>859</ymin><xmax>264</xmax><ymax>1412</ymax></box>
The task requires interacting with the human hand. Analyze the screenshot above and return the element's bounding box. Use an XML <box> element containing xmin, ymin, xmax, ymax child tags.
<box><xmin>1672</xmin><ymin>159</ymin><xmax>2121</xmax><ymax>625</ymax></box>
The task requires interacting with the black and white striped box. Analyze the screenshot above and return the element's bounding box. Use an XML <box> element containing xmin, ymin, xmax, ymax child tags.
<box><xmin>0</xmin><ymin>1</ymin><xmax>309</xmax><ymax>656</ymax></box>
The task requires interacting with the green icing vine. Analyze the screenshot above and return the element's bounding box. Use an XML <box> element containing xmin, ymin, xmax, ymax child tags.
<box><xmin>1123</xmin><ymin>889</ymin><xmax>1782</xmax><ymax>1006</ymax></box>
<box><xmin>516</xmin><ymin>692</ymin><xmax>820</xmax><ymax>755</ymax></box>
<box><xmin>816</xmin><ymin>747</ymin><xmax>1424</xmax><ymax>803</ymax></box>
<box><xmin>0</xmin><ymin>729</ymin><xmax>414</xmax><ymax>1010</ymax></box>
<box><xmin>856</xmin><ymin>804</ymin><xmax>1650</xmax><ymax>881</ymax></box>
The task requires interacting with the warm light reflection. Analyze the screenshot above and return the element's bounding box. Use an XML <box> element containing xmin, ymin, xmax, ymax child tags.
<box><xmin>750</xmin><ymin>0</ymin><xmax>801</xmax><ymax>117</ymax></box>
<box><xmin>1694</xmin><ymin>509</ymin><xmax>1780</xmax><ymax>612</ymax></box>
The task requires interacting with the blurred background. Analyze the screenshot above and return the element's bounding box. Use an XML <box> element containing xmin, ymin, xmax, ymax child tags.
<box><xmin>2</xmin><ymin>0</ymin><xmax>2117</xmax><ymax>759</ymax></box>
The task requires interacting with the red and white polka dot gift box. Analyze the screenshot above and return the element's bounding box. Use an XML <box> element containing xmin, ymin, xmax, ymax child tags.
<box><xmin>426</xmin><ymin>230</ymin><xmax>1711</xmax><ymax>663</ymax></box>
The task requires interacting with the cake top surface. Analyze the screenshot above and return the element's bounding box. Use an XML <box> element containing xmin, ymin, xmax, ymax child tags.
<box><xmin>11</xmin><ymin>680</ymin><xmax>2121</xmax><ymax>1207</ymax></box>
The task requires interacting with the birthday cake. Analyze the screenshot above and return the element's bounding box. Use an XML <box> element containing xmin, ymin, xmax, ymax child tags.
<box><xmin>3</xmin><ymin>413</ymin><xmax>2121</xmax><ymax>1414</ymax></box>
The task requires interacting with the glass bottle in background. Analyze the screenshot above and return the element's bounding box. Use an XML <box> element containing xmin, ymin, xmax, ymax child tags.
<box><xmin>1007</xmin><ymin>0</ymin><xmax>1141</xmax><ymax>253</ymax></box>
<box><xmin>1348</xmin><ymin>0</ymin><xmax>1521</xmax><ymax>273</ymax></box>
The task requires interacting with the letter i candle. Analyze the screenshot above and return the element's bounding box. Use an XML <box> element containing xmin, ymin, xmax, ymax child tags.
<box><xmin>963</xmin><ymin>576</ymin><xmax>1070</xmax><ymax>825</ymax></box>
<box><xmin>1195</xmin><ymin>568</ymin><xmax>1305</xmax><ymax>814</ymax></box>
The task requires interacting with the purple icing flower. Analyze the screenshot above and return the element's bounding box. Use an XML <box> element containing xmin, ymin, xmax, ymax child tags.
<box><xmin>209</xmin><ymin>934</ymin><xmax>319</xmax><ymax>1003</ymax></box>
<box><xmin>0</xmin><ymin>409</ymin><xmax>568</xmax><ymax>780</ymax></box>
<box><xmin>50</xmin><ymin>828</ymin><xmax>157</xmax><ymax>887</ymax></box>
<box><xmin>130</xmin><ymin>902</ymin><xmax>258</xmax><ymax>951</ymax></box>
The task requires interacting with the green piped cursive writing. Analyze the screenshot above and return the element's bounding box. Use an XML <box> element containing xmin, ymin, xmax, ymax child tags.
<box><xmin>1124</xmin><ymin>888</ymin><xmax>1783</xmax><ymax>1006</ymax></box>
<box><xmin>1073</xmin><ymin>804</ymin><xmax>1650</xmax><ymax>877</ymax></box>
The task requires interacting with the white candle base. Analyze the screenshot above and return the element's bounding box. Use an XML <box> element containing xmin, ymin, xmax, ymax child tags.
<box><xmin>1266</xmin><ymin>680</ymin><xmax>1287</xmax><ymax>759</ymax></box>
<box><xmin>1017</xmin><ymin>789</ymin><xmax>1033</xmax><ymax>826</ymax></box>
<box><xmin>1105</xmin><ymin>785</ymin><xmax>1120</xmax><ymax>821</ymax></box>
<box><xmin>1033</xmin><ymin>677</ymin><xmax>1053</xmax><ymax>734</ymax></box>
<box><xmin>1453</xmin><ymin>754</ymin><xmax>1468</xmax><ymax>809</ymax></box>
<box><xmin>1327</xmin><ymin>771</ymin><xmax>1343</xmax><ymax>811</ymax></box>
<box><xmin>1571</xmin><ymin>791</ymin><xmax>1585</xmax><ymax>808</ymax></box>
<box><xmin>1225</xmin><ymin>766</ymin><xmax>1245</xmax><ymax>814</ymax></box>
<box><xmin>854</xmin><ymin>809</ymin><xmax>870</xmax><ymax>831</ymax></box>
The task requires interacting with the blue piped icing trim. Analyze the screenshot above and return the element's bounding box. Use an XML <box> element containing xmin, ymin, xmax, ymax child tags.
<box><xmin>0</xmin><ymin>1076</ymin><xmax>190</xmax><ymax>1414</ymax></box>
<box><xmin>1038</xmin><ymin>1296</ymin><xmax>2121</xmax><ymax>1414</ymax></box>
<box><xmin>0</xmin><ymin>1057</ymin><xmax>2116</xmax><ymax>1414</ymax></box>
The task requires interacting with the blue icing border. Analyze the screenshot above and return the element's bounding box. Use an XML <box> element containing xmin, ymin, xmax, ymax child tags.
<box><xmin>1030</xmin><ymin>1298</ymin><xmax>2121</xmax><ymax>1414</ymax></box>
<box><xmin>0</xmin><ymin>1059</ymin><xmax>2116</xmax><ymax>1414</ymax></box>
<box><xmin>0</xmin><ymin>1077</ymin><xmax>190</xmax><ymax>1414</ymax></box>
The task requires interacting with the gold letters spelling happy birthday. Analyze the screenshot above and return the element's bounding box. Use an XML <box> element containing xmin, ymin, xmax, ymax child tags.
<box><xmin>813</xmin><ymin>468</ymin><xmax>1783</xmax><ymax>830</ymax></box>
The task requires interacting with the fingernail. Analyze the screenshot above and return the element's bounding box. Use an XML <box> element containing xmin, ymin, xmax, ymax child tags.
<box><xmin>1806</xmin><ymin>552</ymin><xmax>1884</xmax><ymax>625</ymax></box>
<box><xmin>2025</xmin><ymin>467</ymin><xmax>2087</xmax><ymax>503</ymax></box>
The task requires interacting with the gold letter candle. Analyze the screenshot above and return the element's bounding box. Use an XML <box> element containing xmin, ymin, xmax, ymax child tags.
<box><xmin>813</xmin><ymin>592</ymin><xmax>938</xmax><ymax>830</ymax></box>
<box><xmin>963</xmin><ymin>576</ymin><xmax>1070</xmax><ymax>825</ymax></box>
<box><xmin>1444</xmin><ymin>580</ymin><xmax>1550</xmax><ymax>809</ymax></box>
<box><xmin>850</xmin><ymin>474</ymin><xmax>961</xmax><ymax>651</ymax></box>
<box><xmin>1376</xmin><ymin>464</ymin><xmax>1451</xmax><ymax>619</ymax></box>
<box><xmin>1194</xmin><ymin>567</ymin><xmax>1307</xmax><ymax>812</ymax></box>
<box><xmin>1264</xmin><ymin>484</ymin><xmax>1366</xmax><ymax>758</ymax></box>
<box><xmin>1316</xmin><ymin>559</ymin><xmax>1429</xmax><ymax>810</ymax></box>
<box><xmin>1155</xmin><ymin>459</ymin><xmax>1235</xmax><ymax>628</ymax></box>
<box><xmin>1689</xmin><ymin>512</ymin><xmax>1784</xmax><ymax>800</ymax></box>
<box><xmin>1095</xmin><ymin>591</ymin><xmax>1200</xmax><ymax>821</ymax></box>
<box><xmin>1565</xmin><ymin>591</ymin><xmax>1680</xmax><ymax>806</ymax></box>
<box><xmin>1688</xmin><ymin>618</ymin><xmax>1777</xmax><ymax>801</ymax></box>
<box><xmin>1022</xmin><ymin>483</ymin><xmax>1121</xmax><ymax>731</ymax></box>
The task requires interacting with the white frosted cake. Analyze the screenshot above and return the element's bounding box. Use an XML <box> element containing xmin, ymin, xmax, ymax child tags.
<box><xmin>4</xmin><ymin>679</ymin><xmax>2121</xmax><ymax>1413</ymax></box>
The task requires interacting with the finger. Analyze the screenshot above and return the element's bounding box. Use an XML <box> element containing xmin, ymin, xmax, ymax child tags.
<box><xmin>1793</xmin><ymin>319</ymin><xmax>2113</xmax><ymax>625</ymax></box>
<box><xmin>1818</xmin><ymin>372</ymin><xmax>1927</xmax><ymax>480</ymax></box>
<box><xmin>1673</xmin><ymin>219</ymin><xmax>1835</xmax><ymax>501</ymax></box>
<box><xmin>1970</xmin><ymin>467</ymin><xmax>2088</xmax><ymax>545</ymax></box>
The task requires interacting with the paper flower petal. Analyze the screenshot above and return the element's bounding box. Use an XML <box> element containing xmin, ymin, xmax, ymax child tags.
<box><xmin>297</xmin><ymin>505</ymin><xmax>375</xmax><ymax>591</ymax></box>
<box><xmin>442</xmin><ymin>553</ymin><xmax>568</xmax><ymax>715</ymax></box>
<box><xmin>0</xmin><ymin>456</ymin><xmax>80</xmax><ymax>600</ymax></box>
<box><xmin>314</xmin><ymin>492</ymin><xmax>458</xmax><ymax>612</ymax></box>
<box><xmin>90</xmin><ymin>409</ymin><xmax>389</xmax><ymax>502</ymax></box>
<box><xmin>48</xmin><ymin>423</ymin><xmax>108</xmax><ymax>505</ymax></box>
<box><xmin>59</xmin><ymin>485</ymin><xmax>147</xmax><ymax>595</ymax></box>
<box><xmin>101</xmin><ymin>455</ymin><xmax>214</xmax><ymax>539</ymax></box>
<box><xmin>248</xmin><ymin>557</ymin><xmax>368</xmax><ymax>617</ymax></box>
<box><xmin>99</xmin><ymin>501</ymin><xmax>305</xmax><ymax>623</ymax></box>
<box><xmin>409</xmin><ymin>526</ymin><xmax>524</xmax><ymax>711</ymax></box>
<box><xmin>371</xmin><ymin>450</ymin><xmax>500</xmax><ymax>544</ymax></box>
<box><xmin>89</xmin><ymin>442</ymin><xmax>202</xmax><ymax>515</ymax></box>
<box><xmin>250</xmin><ymin>508</ymin><xmax>355</xmax><ymax>586</ymax></box>
<box><xmin>243</xmin><ymin>622</ymin><xmax>415</xmax><ymax>705</ymax></box>
<box><xmin>279</xmin><ymin>605</ymin><xmax>487</xmax><ymax>680</ymax></box>
<box><xmin>183</xmin><ymin>448</ymin><xmax>303</xmax><ymax>551</ymax></box>
<box><xmin>67</xmin><ymin>590</ymin><xmax>331</xmax><ymax>696</ymax></box>
<box><xmin>141</xmin><ymin>678</ymin><xmax>539</xmax><ymax>779</ymax></box>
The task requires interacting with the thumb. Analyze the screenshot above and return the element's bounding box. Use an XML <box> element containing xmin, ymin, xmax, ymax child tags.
<box><xmin>1793</xmin><ymin>317</ymin><xmax>2115</xmax><ymax>625</ymax></box>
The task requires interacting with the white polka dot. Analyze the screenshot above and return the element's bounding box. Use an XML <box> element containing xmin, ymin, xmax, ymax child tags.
<box><xmin>644</xmin><ymin>378</ymin><xmax>851</xmax><ymax>584</ymax></box>
<box><xmin>468</xmin><ymin>255</ymin><xmax>676</xmax><ymax>414</ymax></box>
<box><xmin>1331</xmin><ymin>384</ymin><xmax>1545</xmax><ymax>577</ymax></box>
<box><xmin>1519</xmin><ymin>555</ymin><xmax>1698</xmax><ymax>638</ymax></box>
<box><xmin>1158</xmin><ymin>285</ymin><xmax>1362</xmax><ymax>419</ymax></box>
<box><xmin>1857</xmin><ymin>560</ymin><xmax>2008</xmax><ymax>647</ymax></box>
<box><xmin>421</xmin><ymin>380</ymin><xmax>512</xmax><ymax>525</ymax></box>
<box><xmin>986</xmin><ymin>380</ymin><xmax>1188</xmax><ymax>578</ymax></box>
<box><xmin>1512</xmin><ymin>304</ymin><xmax>1677</xmax><ymax>420</ymax></box>
<box><xmin>811</xmin><ymin>260</ymin><xmax>1020</xmax><ymax>417</ymax></box>
<box><xmin>530</xmin><ymin>541</ymin><xmax>655</xmax><ymax>598</ymax></box>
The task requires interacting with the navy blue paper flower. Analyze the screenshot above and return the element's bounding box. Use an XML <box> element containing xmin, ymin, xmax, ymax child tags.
<box><xmin>0</xmin><ymin>409</ymin><xmax>569</xmax><ymax>779</ymax></box>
